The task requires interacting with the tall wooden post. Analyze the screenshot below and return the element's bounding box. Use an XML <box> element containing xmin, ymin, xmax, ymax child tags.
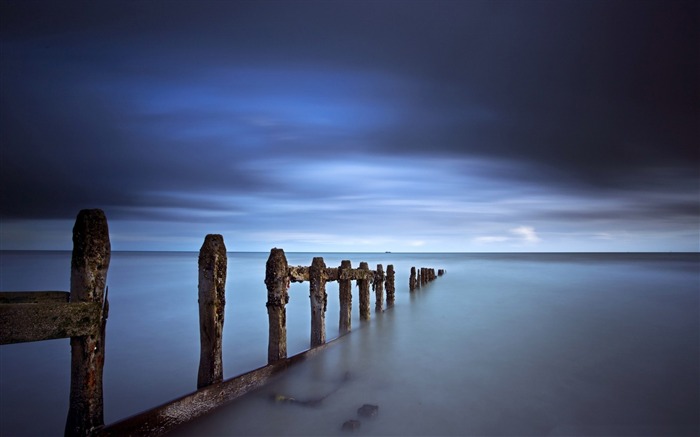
<box><xmin>339</xmin><ymin>260</ymin><xmax>352</xmax><ymax>335</ymax></box>
<box><xmin>265</xmin><ymin>248</ymin><xmax>289</xmax><ymax>364</ymax></box>
<box><xmin>309</xmin><ymin>257</ymin><xmax>327</xmax><ymax>348</ymax></box>
<box><xmin>197</xmin><ymin>235</ymin><xmax>227</xmax><ymax>389</ymax></box>
<box><xmin>386</xmin><ymin>265</ymin><xmax>395</xmax><ymax>307</ymax></box>
<box><xmin>409</xmin><ymin>266</ymin><xmax>417</xmax><ymax>291</ymax></box>
<box><xmin>358</xmin><ymin>262</ymin><xmax>371</xmax><ymax>320</ymax></box>
<box><xmin>374</xmin><ymin>264</ymin><xmax>385</xmax><ymax>312</ymax></box>
<box><xmin>65</xmin><ymin>209</ymin><xmax>110</xmax><ymax>437</ymax></box>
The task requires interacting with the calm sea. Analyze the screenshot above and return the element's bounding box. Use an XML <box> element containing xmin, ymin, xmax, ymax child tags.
<box><xmin>0</xmin><ymin>251</ymin><xmax>698</xmax><ymax>436</ymax></box>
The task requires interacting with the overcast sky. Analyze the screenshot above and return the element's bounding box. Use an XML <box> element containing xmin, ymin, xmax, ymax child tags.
<box><xmin>1</xmin><ymin>0</ymin><xmax>698</xmax><ymax>252</ymax></box>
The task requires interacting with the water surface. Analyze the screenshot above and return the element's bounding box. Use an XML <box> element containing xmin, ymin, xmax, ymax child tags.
<box><xmin>1</xmin><ymin>252</ymin><xmax>698</xmax><ymax>436</ymax></box>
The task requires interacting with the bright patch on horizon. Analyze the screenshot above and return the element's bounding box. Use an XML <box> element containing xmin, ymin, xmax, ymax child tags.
<box><xmin>511</xmin><ymin>226</ymin><xmax>541</xmax><ymax>243</ymax></box>
<box><xmin>474</xmin><ymin>226</ymin><xmax>541</xmax><ymax>245</ymax></box>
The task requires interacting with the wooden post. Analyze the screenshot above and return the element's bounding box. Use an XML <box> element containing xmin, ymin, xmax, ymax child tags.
<box><xmin>309</xmin><ymin>257</ymin><xmax>327</xmax><ymax>348</ymax></box>
<box><xmin>386</xmin><ymin>265</ymin><xmax>395</xmax><ymax>307</ymax></box>
<box><xmin>409</xmin><ymin>267</ymin><xmax>417</xmax><ymax>291</ymax></box>
<box><xmin>358</xmin><ymin>262</ymin><xmax>371</xmax><ymax>320</ymax></box>
<box><xmin>338</xmin><ymin>260</ymin><xmax>352</xmax><ymax>335</ymax></box>
<box><xmin>265</xmin><ymin>248</ymin><xmax>289</xmax><ymax>364</ymax></box>
<box><xmin>438</xmin><ymin>269</ymin><xmax>445</xmax><ymax>276</ymax></box>
<box><xmin>65</xmin><ymin>209</ymin><xmax>110</xmax><ymax>437</ymax></box>
<box><xmin>197</xmin><ymin>234</ymin><xmax>227</xmax><ymax>389</ymax></box>
<box><xmin>374</xmin><ymin>264</ymin><xmax>384</xmax><ymax>313</ymax></box>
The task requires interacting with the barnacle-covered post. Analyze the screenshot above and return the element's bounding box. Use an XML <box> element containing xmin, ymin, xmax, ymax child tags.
<box><xmin>65</xmin><ymin>209</ymin><xmax>110</xmax><ymax>437</ymax></box>
<box><xmin>386</xmin><ymin>264</ymin><xmax>396</xmax><ymax>307</ymax></box>
<box><xmin>309</xmin><ymin>257</ymin><xmax>327</xmax><ymax>348</ymax></box>
<box><xmin>265</xmin><ymin>248</ymin><xmax>289</xmax><ymax>364</ymax></box>
<box><xmin>374</xmin><ymin>264</ymin><xmax>385</xmax><ymax>312</ymax></box>
<box><xmin>339</xmin><ymin>260</ymin><xmax>353</xmax><ymax>335</ymax></box>
<box><xmin>197</xmin><ymin>234</ymin><xmax>227</xmax><ymax>389</ymax></box>
<box><xmin>358</xmin><ymin>262</ymin><xmax>371</xmax><ymax>320</ymax></box>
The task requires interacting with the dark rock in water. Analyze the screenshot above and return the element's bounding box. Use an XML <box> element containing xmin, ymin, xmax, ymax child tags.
<box><xmin>342</xmin><ymin>419</ymin><xmax>361</xmax><ymax>431</ymax></box>
<box><xmin>357</xmin><ymin>404</ymin><xmax>379</xmax><ymax>418</ymax></box>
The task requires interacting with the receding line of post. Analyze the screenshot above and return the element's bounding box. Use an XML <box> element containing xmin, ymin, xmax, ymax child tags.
<box><xmin>2</xmin><ymin>209</ymin><xmax>446</xmax><ymax>437</ymax></box>
<box><xmin>409</xmin><ymin>266</ymin><xmax>444</xmax><ymax>291</ymax></box>
<box><xmin>265</xmin><ymin>249</ymin><xmax>396</xmax><ymax>365</ymax></box>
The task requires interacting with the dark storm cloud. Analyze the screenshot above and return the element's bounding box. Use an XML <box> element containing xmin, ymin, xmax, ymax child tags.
<box><xmin>1</xmin><ymin>0</ymin><xmax>698</xmax><ymax>251</ymax></box>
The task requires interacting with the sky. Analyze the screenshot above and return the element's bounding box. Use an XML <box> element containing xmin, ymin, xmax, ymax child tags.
<box><xmin>1</xmin><ymin>0</ymin><xmax>698</xmax><ymax>252</ymax></box>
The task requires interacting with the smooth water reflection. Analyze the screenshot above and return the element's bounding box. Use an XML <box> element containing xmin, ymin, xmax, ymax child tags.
<box><xmin>176</xmin><ymin>253</ymin><xmax>699</xmax><ymax>436</ymax></box>
<box><xmin>1</xmin><ymin>252</ymin><xmax>698</xmax><ymax>436</ymax></box>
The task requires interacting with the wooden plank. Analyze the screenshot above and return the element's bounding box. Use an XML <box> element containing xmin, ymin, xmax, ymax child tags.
<box><xmin>0</xmin><ymin>302</ymin><xmax>101</xmax><ymax>344</ymax></box>
<box><xmin>288</xmin><ymin>266</ymin><xmax>309</xmax><ymax>282</ymax></box>
<box><xmin>0</xmin><ymin>291</ymin><xmax>69</xmax><ymax>304</ymax></box>
<box><xmin>98</xmin><ymin>339</ymin><xmax>337</xmax><ymax>437</ymax></box>
<box><xmin>325</xmin><ymin>267</ymin><xmax>339</xmax><ymax>281</ymax></box>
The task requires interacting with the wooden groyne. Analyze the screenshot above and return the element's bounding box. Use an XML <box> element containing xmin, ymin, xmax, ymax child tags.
<box><xmin>266</xmin><ymin>250</ymin><xmax>395</xmax><ymax>364</ymax></box>
<box><xmin>0</xmin><ymin>209</ymin><xmax>443</xmax><ymax>436</ymax></box>
<box><xmin>409</xmin><ymin>266</ymin><xmax>445</xmax><ymax>291</ymax></box>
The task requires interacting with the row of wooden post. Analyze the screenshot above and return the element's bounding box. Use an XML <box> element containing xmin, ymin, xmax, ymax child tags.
<box><xmin>265</xmin><ymin>249</ymin><xmax>396</xmax><ymax>364</ymax></box>
<box><xmin>409</xmin><ymin>267</ymin><xmax>445</xmax><ymax>291</ymax></box>
<box><xmin>0</xmin><ymin>209</ymin><xmax>408</xmax><ymax>436</ymax></box>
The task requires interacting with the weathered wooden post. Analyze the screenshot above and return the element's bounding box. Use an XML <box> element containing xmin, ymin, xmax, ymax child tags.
<box><xmin>197</xmin><ymin>234</ymin><xmax>227</xmax><ymax>389</ymax></box>
<box><xmin>339</xmin><ymin>260</ymin><xmax>352</xmax><ymax>335</ymax></box>
<box><xmin>438</xmin><ymin>269</ymin><xmax>445</xmax><ymax>276</ymax></box>
<box><xmin>65</xmin><ymin>209</ymin><xmax>110</xmax><ymax>437</ymax></box>
<box><xmin>374</xmin><ymin>264</ymin><xmax>385</xmax><ymax>312</ymax></box>
<box><xmin>409</xmin><ymin>267</ymin><xmax>417</xmax><ymax>291</ymax></box>
<box><xmin>265</xmin><ymin>248</ymin><xmax>289</xmax><ymax>364</ymax></box>
<box><xmin>358</xmin><ymin>262</ymin><xmax>371</xmax><ymax>320</ymax></box>
<box><xmin>386</xmin><ymin>264</ymin><xmax>395</xmax><ymax>307</ymax></box>
<box><xmin>309</xmin><ymin>257</ymin><xmax>327</xmax><ymax>348</ymax></box>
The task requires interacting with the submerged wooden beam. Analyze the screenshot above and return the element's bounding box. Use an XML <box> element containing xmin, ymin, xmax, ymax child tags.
<box><xmin>98</xmin><ymin>339</ymin><xmax>339</xmax><ymax>437</ymax></box>
<box><xmin>66</xmin><ymin>209</ymin><xmax>111</xmax><ymax>437</ymax></box>
<box><xmin>265</xmin><ymin>248</ymin><xmax>289</xmax><ymax>364</ymax></box>
<box><xmin>0</xmin><ymin>301</ymin><xmax>100</xmax><ymax>344</ymax></box>
<box><xmin>197</xmin><ymin>234</ymin><xmax>227</xmax><ymax>389</ymax></box>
